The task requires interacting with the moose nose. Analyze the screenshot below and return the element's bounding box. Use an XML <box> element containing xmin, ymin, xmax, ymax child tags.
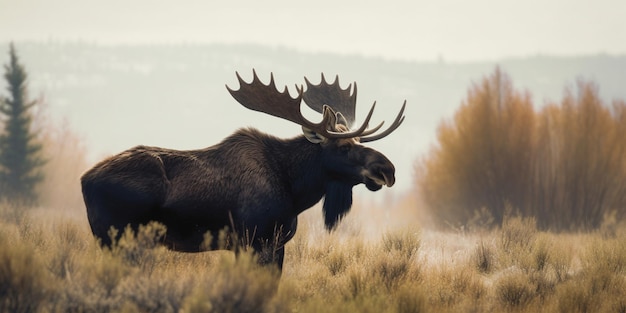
<box><xmin>361</xmin><ymin>147</ymin><xmax>396</xmax><ymax>188</ymax></box>
<box><xmin>364</xmin><ymin>161</ymin><xmax>395</xmax><ymax>187</ymax></box>
<box><xmin>382</xmin><ymin>167</ymin><xmax>395</xmax><ymax>187</ymax></box>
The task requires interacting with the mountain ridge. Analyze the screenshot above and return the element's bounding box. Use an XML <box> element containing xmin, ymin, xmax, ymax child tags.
<box><xmin>1</xmin><ymin>41</ymin><xmax>625</xmax><ymax>194</ymax></box>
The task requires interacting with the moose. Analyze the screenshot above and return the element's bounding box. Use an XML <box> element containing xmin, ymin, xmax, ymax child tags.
<box><xmin>81</xmin><ymin>70</ymin><xmax>406</xmax><ymax>270</ymax></box>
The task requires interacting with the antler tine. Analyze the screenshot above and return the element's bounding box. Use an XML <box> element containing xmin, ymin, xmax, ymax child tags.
<box><xmin>360</xmin><ymin>101</ymin><xmax>407</xmax><ymax>143</ymax></box>
<box><xmin>358</xmin><ymin>102</ymin><xmax>385</xmax><ymax>136</ymax></box>
<box><xmin>268</xmin><ymin>71</ymin><xmax>275</xmax><ymax>88</ymax></box>
<box><xmin>359</xmin><ymin>121</ymin><xmax>385</xmax><ymax>136</ymax></box>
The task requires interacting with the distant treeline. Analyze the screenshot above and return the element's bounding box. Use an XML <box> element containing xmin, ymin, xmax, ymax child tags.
<box><xmin>3</xmin><ymin>41</ymin><xmax>625</xmax><ymax>195</ymax></box>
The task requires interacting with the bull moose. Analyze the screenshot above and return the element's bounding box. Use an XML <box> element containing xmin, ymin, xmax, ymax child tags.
<box><xmin>81</xmin><ymin>70</ymin><xmax>406</xmax><ymax>270</ymax></box>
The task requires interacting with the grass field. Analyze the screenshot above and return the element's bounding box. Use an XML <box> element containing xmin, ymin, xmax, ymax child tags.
<box><xmin>1</xmin><ymin>200</ymin><xmax>625</xmax><ymax>313</ymax></box>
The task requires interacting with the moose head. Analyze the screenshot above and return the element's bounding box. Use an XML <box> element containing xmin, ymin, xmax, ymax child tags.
<box><xmin>227</xmin><ymin>71</ymin><xmax>405</xmax><ymax>229</ymax></box>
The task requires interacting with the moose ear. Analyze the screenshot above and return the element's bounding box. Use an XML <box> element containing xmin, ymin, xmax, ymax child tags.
<box><xmin>302</xmin><ymin>126</ymin><xmax>326</xmax><ymax>144</ymax></box>
<box><xmin>335</xmin><ymin>112</ymin><xmax>349</xmax><ymax>127</ymax></box>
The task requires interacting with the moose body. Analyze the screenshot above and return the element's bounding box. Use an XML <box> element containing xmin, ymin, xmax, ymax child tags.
<box><xmin>81</xmin><ymin>71</ymin><xmax>405</xmax><ymax>270</ymax></box>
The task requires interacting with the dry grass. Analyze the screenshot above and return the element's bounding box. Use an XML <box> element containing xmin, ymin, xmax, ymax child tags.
<box><xmin>1</xmin><ymin>202</ymin><xmax>626</xmax><ymax>313</ymax></box>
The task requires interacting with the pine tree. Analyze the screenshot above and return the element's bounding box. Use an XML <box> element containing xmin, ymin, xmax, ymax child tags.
<box><xmin>0</xmin><ymin>43</ymin><xmax>45</xmax><ymax>204</ymax></box>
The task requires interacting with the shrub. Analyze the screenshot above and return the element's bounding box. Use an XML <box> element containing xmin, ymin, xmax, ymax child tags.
<box><xmin>182</xmin><ymin>251</ymin><xmax>280</xmax><ymax>313</ymax></box>
<box><xmin>499</xmin><ymin>216</ymin><xmax>537</xmax><ymax>254</ymax></box>
<box><xmin>381</xmin><ymin>228</ymin><xmax>421</xmax><ymax>260</ymax></box>
<box><xmin>0</xmin><ymin>227</ymin><xmax>51</xmax><ymax>313</ymax></box>
<box><xmin>472</xmin><ymin>240</ymin><xmax>495</xmax><ymax>273</ymax></box>
<box><xmin>419</xmin><ymin>69</ymin><xmax>626</xmax><ymax>230</ymax></box>
<box><xmin>495</xmin><ymin>270</ymin><xmax>536</xmax><ymax>308</ymax></box>
<box><xmin>420</xmin><ymin>68</ymin><xmax>535</xmax><ymax>227</ymax></box>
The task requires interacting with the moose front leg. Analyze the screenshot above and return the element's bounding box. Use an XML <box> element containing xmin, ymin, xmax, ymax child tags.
<box><xmin>252</xmin><ymin>239</ymin><xmax>285</xmax><ymax>271</ymax></box>
<box><xmin>238</xmin><ymin>218</ymin><xmax>296</xmax><ymax>272</ymax></box>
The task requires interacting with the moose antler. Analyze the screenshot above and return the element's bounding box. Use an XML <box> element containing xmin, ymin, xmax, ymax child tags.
<box><xmin>359</xmin><ymin>100</ymin><xmax>406</xmax><ymax>143</ymax></box>
<box><xmin>301</xmin><ymin>74</ymin><xmax>406</xmax><ymax>142</ymax></box>
<box><xmin>226</xmin><ymin>70</ymin><xmax>405</xmax><ymax>142</ymax></box>
<box><xmin>303</xmin><ymin>74</ymin><xmax>357</xmax><ymax>127</ymax></box>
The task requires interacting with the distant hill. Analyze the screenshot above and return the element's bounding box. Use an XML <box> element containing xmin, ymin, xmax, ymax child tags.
<box><xmin>1</xmin><ymin>42</ymin><xmax>625</xmax><ymax>194</ymax></box>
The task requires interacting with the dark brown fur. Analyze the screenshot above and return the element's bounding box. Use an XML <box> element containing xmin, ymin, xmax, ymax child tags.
<box><xmin>81</xmin><ymin>127</ymin><xmax>395</xmax><ymax>270</ymax></box>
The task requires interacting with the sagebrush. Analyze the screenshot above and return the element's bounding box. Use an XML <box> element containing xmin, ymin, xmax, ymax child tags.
<box><xmin>1</xmin><ymin>204</ymin><xmax>625</xmax><ymax>313</ymax></box>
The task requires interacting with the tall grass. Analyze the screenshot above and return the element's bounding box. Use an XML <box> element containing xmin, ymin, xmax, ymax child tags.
<box><xmin>2</xmin><ymin>203</ymin><xmax>625</xmax><ymax>313</ymax></box>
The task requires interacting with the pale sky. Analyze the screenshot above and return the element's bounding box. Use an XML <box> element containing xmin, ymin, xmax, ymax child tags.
<box><xmin>1</xmin><ymin>0</ymin><xmax>625</xmax><ymax>62</ymax></box>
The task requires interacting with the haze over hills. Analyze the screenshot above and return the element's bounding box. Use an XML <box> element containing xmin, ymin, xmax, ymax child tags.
<box><xmin>2</xmin><ymin>42</ymin><xmax>625</xmax><ymax>195</ymax></box>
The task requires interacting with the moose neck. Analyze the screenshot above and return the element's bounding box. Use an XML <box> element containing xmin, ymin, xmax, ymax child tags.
<box><xmin>268</xmin><ymin>135</ymin><xmax>329</xmax><ymax>214</ymax></box>
<box><xmin>269</xmin><ymin>135</ymin><xmax>354</xmax><ymax>229</ymax></box>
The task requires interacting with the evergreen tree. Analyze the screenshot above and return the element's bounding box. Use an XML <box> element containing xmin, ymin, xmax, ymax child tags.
<box><xmin>0</xmin><ymin>43</ymin><xmax>45</xmax><ymax>204</ymax></box>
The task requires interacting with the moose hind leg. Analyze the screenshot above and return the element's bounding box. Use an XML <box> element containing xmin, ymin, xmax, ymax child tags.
<box><xmin>84</xmin><ymin>181</ymin><xmax>163</xmax><ymax>248</ymax></box>
<box><xmin>273</xmin><ymin>246</ymin><xmax>285</xmax><ymax>271</ymax></box>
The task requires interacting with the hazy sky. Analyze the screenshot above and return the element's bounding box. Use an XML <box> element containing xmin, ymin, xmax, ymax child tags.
<box><xmin>1</xmin><ymin>0</ymin><xmax>625</xmax><ymax>62</ymax></box>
